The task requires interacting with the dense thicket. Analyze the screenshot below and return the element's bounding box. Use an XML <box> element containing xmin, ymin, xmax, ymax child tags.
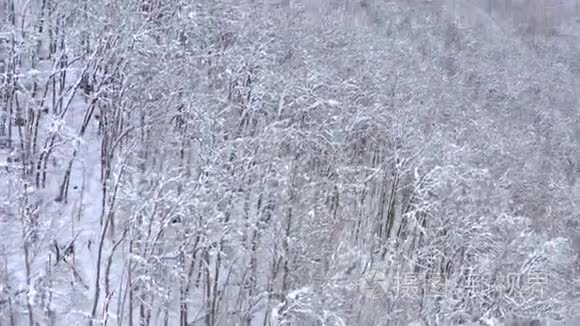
<box><xmin>0</xmin><ymin>1</ymin><xmax>578</xmax><ymax>325</ymax></box>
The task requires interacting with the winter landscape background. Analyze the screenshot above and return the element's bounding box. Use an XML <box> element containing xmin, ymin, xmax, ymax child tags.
<box><xmin>0</xmin><ymin>0</ymin><xmax>579</xmax><ymax>325</ymax></box>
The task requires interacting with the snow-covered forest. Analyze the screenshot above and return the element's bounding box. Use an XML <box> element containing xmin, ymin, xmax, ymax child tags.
<box><xmin>0</xmin><ymin>0</ymin><xmax>578</xmax><ymax>325</ymax></box>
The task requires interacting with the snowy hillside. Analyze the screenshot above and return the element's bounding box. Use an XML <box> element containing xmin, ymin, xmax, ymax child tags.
<box><xmin>0</xmin><ymin>1</ymin><xmax>578</xmax><ymax>325</ymax></box>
